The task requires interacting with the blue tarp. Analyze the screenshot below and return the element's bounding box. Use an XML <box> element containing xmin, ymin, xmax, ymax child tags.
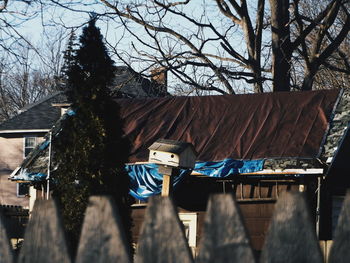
<box><xmin>126</xmin><ymin>163</ymin><xmax>191</xmax><ymax>201</ymax></box>
<box><xmin>193</xmin><ymin>158</ymin><xmax>264</xmax><ymax>177</ymax></box>
<box><xmin>11</xmin><ymin>158</ymin><xmax>264</xmax><ymax>201</ymax></box>
<box><xmin>12</xmin><ymin>169</ymin><xmax>47</xmax><ymax>182</ymax></box>
<box><xmin>127</xmin><ymin>159</ymin><xmax>264</xmax><ymax>200</ymax></box>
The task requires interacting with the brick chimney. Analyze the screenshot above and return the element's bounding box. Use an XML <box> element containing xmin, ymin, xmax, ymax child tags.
<box><xmin>150</xmin><ymin>67</ymin><xmax>167</xmax><ymax>94</ymax></box>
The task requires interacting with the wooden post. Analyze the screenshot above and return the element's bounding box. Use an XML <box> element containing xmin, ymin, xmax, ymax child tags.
<box><xmin>158</xmin><ymin>165</ymin><xmax>175</xmax><ymax>197</ymax></box>
<box><xmin>316</xmin><ymin>176</ymin><xmax>322</xmax><ymax>238</ymax></box>
<box><xmin>162</xmin><ymin>174</ymin><xmax>173</xmax><ymax>196</ymax></box>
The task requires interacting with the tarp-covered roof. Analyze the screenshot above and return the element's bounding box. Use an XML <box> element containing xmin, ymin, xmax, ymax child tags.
<box><xmin>11</xmin><ymin>89</ymin><xmax>344</xmax><ymax>180</ymax></box>
<box><xmin>118</xmin><ymin>89</ymin><xmax>340</xmax><ymax>162</ymax></box>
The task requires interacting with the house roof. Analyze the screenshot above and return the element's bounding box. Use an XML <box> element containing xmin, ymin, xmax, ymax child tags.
<box><xmin>0</xmin><ymin>68</ymin><xmax>169</xmax><ymax>134</ymax></box>
<box><xmin>13</xmin><ymin>89</ymin><xmax>350</xmax><ymax>178</ymax></box>
<box><xmin>112</xmin><ymin>66</ymin><xmax>168</xmax><ymax>98</ymax></box>
<box><xmin>118</xmin><ymin>89</ymin><xmax>341</xmax><ymax>163</ymax></box>
<box><xmin>0</xmin><ymin>92</ymin><xmax>66</xmax><ymax>133</ymax></box>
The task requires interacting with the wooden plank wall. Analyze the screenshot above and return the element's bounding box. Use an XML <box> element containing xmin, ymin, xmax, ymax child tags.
<box><xmin>236</xmin><ymin>183</ymin><xmax>300</xmax><ymax>250</ymax></box>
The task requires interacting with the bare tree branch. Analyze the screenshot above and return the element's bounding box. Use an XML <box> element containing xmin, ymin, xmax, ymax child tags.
<box><xmin>0</xmin><ymin>0</ymin><xmax>8</xmax><ymax>13</ymax></box>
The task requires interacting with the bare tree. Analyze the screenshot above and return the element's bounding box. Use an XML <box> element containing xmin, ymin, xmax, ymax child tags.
<box><xmin>38</xmin><ymin>0</ymin><xmax>349</xmax><ymax>93</ymax></box>
<box><xmin>0</xmin><ymin>33</ymin><xmax>66</xmax><ymax>122</ymax></box>
<box><xmin>0</xmin><ymin>0</ymin><xmax>41</xmax><ymax>60</ymax></box>
<box><xmin>111</xmin><ymin>0</ymin><xmax>350</xmax><ymax>92</ymax></box>
<box><xmin>0</xmin><ymin>60</ymin><xmax>13</xmax><ymax>121</ymax></box>
<box><xmin>313</xmin><ymin>30</ymin><xmax>350</xmax><ymax>90</ymax></box>
<box><xmin>97</xmin><ymin>0</ymin><xmax>268</xmax><ymax>94</ymax></box>
<box><xmin>0</xmin><ymin>0</ymin><xmax>69</xmax><ymax>122</ymax></box>
<box><xmin>4</xmin><ymin>0</ymin><xmax>350</xmax><ymax>94</ymax></box>
<box><xmin>0</xmin><ymin>44</ymin><xmax>46</xmax><ymax>120</ymax></box>
<box><xmin>37</xmin><ymin>28</ymin><xmax>69</xmax><ymax>90</ymax></box>
<box><xmin>290</xmin><ymin>0</ymin><xmax>350</xmax><ymax>90</ymax></box>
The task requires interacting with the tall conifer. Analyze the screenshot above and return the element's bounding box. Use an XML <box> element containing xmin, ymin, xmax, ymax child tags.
<box><xmin>60</xmin><ymin>29</ymin><xmax>78</xmax><ymax>86</ymax></box>
<box><xmin>52</xmin><ymin>18</ymin><xmax>132</xmax><ymax>253</ymax></box>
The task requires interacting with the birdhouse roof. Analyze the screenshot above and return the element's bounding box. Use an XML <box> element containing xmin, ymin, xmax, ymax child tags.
<box><xmin>148</xmin><ymin>139</ymin><xmax>196</xmax><ymax>155</ymax></box>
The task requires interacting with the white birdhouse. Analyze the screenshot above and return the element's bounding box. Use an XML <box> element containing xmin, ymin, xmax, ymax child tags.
<box><xmin>148</xmin><ymin>139</ymin><xmax>197</xmax><ymax>169</ymax></box>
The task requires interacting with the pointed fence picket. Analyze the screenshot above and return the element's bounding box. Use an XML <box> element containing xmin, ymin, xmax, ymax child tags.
<box><xmin>135</xmin><ymin>196</ymin><xmax>193</xmax><ymax>263</ymax></box>
<box><xmin>0</xmin><ymin>213</ymin><xmax>13</xmax><ymax>263</ymax></box>
<box><xmin>260</xmin><ymin>192</ymin><xmax>323</xmax><ymax>263</ymax></box>
<box><xmin>75</xmin><ymin>196</ymin><xmax>131</xmax><ymax>263</ymax></box>
<box><xmin>1</xmin><ymin>191</ymin><xmax>350</xmax><ymax>263</ymax></box>
<box><xmin>196</xmin><ymin>194</ymin><xmax>255</xmax><ymax>263</ymax></box>
<box><xmin>16</xmin><ymin>199</ymin><xmax>71</xmax><ymax>263</ymax></box>
<box><xmin>328</xmin><ymin>192</ymin><xmax>350</xmax><ymax>263</ymax></box>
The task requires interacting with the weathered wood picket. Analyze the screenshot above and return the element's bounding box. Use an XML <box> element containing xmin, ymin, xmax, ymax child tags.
<box><xmin>1</xmin><ymin>191</ymin><xmax>350</xmax><ymax>263</ymax></box>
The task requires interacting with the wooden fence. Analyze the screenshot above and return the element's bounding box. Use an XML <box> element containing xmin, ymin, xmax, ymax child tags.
<box><xmin>1</xmin><ymin>191</ymin><xmax>350</xmax><ymax>263</ymax></box>
<box><xmin>0</xmin><ymin>205</ymin><xmax>28</xmax><ymax>239</ymax></box>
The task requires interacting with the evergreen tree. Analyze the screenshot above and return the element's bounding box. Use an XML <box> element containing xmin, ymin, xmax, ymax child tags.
<box><xmin>59</xmin><ymin>29</ymin><xmax>78</xmax><ymax>87</ymax></box>
<box><xmin>52</xmin><ymin>18</ymin><xmax>132</xmax><ymax>253</ymax></box>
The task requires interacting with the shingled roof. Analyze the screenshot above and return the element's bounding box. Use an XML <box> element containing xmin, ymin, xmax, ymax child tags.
<box><xmin>0</xmin><ymin>69</ymin><xmax>170</xmax><ymax>133</ymax></box>
<box><xmin>0</xmin><ymin>92</ymin><xmax>67</xmax><ymax>133</ymax></box>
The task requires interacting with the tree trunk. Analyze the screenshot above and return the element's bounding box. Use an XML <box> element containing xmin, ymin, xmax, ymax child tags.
<box><xmin>302</xmin><ymin>69</ymin><xmax>315</xmax><ymax>91</ymax></box>
<box><xmin>269</xmin><ymin>0</ymin><xmax>291</xmax><ymax>92</ymax></box>
<box><xmin>253</xmin><ymin>70</ymin><xmax>264</xmax><ymax>93</ymax></box>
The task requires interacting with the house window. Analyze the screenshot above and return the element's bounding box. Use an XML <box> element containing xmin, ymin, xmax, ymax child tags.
<box><xmin>24</xmin><ymin>136</ymin><xmax>36</xmax><ymax>157</ymax></box>
<box><xmin>17</xmin><ymin>183</ymin><xmax>29</xmax><ymax>197</ymax></box>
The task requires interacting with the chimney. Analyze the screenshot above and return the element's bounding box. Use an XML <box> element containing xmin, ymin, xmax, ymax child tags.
<box><xmin>150</xmin><ymin>67</ymin><xmax>167</xmax><ymax>94</ymax></box>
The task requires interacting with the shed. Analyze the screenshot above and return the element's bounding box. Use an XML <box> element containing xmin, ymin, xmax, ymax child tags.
<box><xmin>11</xmin><ymin>89</ymin><xmax>350</xmax><ymax>253</ymax></box>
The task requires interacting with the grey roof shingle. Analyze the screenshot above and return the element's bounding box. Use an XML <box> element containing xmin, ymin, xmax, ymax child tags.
<box><xmin>0</xmin><ymin>92</ymin><xmax>67</xmax><ymax>132</ymax></box>
<box><xmin>0</xmin><ymin>68</ymin><xmax>169</xmax><ymax>133</ymax></box>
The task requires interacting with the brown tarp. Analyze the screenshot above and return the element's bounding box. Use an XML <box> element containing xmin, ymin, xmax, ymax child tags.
<box><xmin>117</xmin><ymin>89</ymin><xmax>340</xmax><ymax>162</ymax></box>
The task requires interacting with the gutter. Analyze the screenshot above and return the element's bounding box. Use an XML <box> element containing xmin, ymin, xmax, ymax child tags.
<box><xmin>191</xmin><ymin>168</ymin><xmax>324</xmax><ymax>177</ymax></box>
<box><xmin>0</xmin><ymin>129</ymin><xmax>49</xmax><ymax>134</ymax></box>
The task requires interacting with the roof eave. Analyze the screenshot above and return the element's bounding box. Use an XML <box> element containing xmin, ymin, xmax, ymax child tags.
<box><xmin>0</xmin><ymin>129</ymin><xmax>50</xmax><ymax>134</ymax></box>
<box><xmin>240</xmin><ymin>168</ymin><xmax>324</xmax><ymax>175</ymax></box>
